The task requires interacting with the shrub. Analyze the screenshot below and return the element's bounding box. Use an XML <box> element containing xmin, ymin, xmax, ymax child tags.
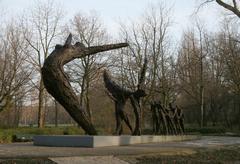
<box><xmin>0</xmin><ymin>132</ymin><xmax>13</xmax><ymax>143</ymax></box>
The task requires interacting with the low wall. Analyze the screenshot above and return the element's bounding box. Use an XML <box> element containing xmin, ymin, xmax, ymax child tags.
<box><xmin>33</xmin><ymin>135</ymin><xmax>200</xmax><ymax>147</ymax></box>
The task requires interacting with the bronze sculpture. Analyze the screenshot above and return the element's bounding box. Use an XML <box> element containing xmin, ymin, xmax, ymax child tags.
<box><xmin>103</xmin><ymin>58</ymin><xmax>147</xmax><ymax>135</ymax></box>
<box><xmin>150</xmin><ymin>101</ymin><xmax>184</xmax><ymax>135</ymax></box>
<box><xmin>41</xmin><ymin>34</ymin><xmax>129</xmax><ymax>135</ymax></box>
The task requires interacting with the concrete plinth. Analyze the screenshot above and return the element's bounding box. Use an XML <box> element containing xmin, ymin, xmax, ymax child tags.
<box><xmin>33</xmin><ymin>135</ymin><xmax>200</xmax><ymax>147</ymax></box>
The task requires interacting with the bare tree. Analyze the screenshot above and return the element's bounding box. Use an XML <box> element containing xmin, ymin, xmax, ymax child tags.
<box><xmin>65</xmin><ymin>11</ymin><xmax>109</xmax><ymax>122</ymax></box>
<box><xmin>199</xmin><ymin>0</ymin><xmax>240</xmax><ymax>18</ymax></box>
<box><xmin>22</xmin><ymin>0</ymin><xmax>64</xmax><ymax>128</ymax></box>
<box><xmin>204</xmin><ymin>32</ymin><xmax>230</xmax><ymax>127</ymax></box>
<box><xmin>177</xmin><ymin>22</ymin><xmax>210</xmax><ymax>127</ymax></box>
<box><xmin>118</xmin><ymin>3</ymin><xmax>174</xmax><ymax>107</ymax></box>
<box><xmin>197</xmin><ymin>22</ymin><xmax>206</xmax><ymax>128</ymax></box>
<box><xmin>0</xmin><ymin>21</ymin><xmax>32</xmax><ymax>118</ymax></box>
<box><xmin>216</xmin><ymin>0</ymin><xmax>240</xmax><ymax>18</ymax></box>
<box><xmin>218</xmin><ymin>21</ymin><xmax>240</xmax><ymax>128</ymax></box>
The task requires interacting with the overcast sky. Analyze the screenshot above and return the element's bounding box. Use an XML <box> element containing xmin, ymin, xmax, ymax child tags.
<box><xmin>1</xmin><ymin>0</ymin><xmax>223</xmax><ymax>41</ymax></box>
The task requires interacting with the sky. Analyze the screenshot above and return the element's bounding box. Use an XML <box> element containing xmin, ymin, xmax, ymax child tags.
<box><xmin>0</xmin><ymin>0</ymin><xmax>224</xmax><ymax>41</ymax></box>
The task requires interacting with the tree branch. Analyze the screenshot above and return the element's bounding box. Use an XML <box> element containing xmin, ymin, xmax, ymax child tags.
<box><xmin>216</xmin><ymin>0</ymin><xmax>240</xmax><ymax>18</ymax></box>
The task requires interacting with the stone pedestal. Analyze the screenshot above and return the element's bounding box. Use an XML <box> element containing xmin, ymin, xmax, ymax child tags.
<box><xmin>33</xmin><ymin>135</ymin><xmax>200</xmax><ymax>147</ymax></box>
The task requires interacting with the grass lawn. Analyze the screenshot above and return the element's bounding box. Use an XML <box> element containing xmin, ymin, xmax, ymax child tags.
<box><xmin>0</xmin><ymin>126</ymin><xmax>84</xmax><ymax>143</ymax></box>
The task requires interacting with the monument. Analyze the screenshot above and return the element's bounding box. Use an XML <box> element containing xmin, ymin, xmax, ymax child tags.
<box><xmin>35</xmin><ymin>34</ymin><xmax>197</xmax><ymax>147</ymax></box>
<box><xmin>41</xmin><ymin>34</ymin><xmax>128</xmax><ymax>135</ymax></box>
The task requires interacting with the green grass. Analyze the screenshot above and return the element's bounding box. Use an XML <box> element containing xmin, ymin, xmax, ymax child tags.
<box><xmin>0</xmin><ymin>127</ymin><xmax>85</xmax><ymax>143</ymax></box>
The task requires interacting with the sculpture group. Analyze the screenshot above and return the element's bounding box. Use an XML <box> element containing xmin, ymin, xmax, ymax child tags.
<box><xmin>42</xmin><ymin>34</ymin><xmax>184</xmax><ymax>136</ymax></box>
<box><xmin>150</xmin><ymin>101</ymin><xmax>184</xmax><ymax>135</ymax></box>
<box><xmin>103</xmin><ymin>57</ymin><xmax>147</xmax><ymax>135</ymax></box>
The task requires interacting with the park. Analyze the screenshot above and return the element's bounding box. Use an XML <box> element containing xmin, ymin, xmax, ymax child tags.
<box><xmin>0</xmin><ymin>0</ymin><xmax>240</xmax><ymax>163</ymax></box>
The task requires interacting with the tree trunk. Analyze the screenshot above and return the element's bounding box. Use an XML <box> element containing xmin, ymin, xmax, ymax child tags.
<box><xmin>200</xmin><ymin>86</ymin><xmax>204</xmax><ymax>128</ymax></box>
<box><xmin>85</xmin><ymin>74</ymin><xmax>92</xmax><ymax>122</ymax></box>
<box><xmin>41</xmin><ymin>34</ymin><xmax>128</xmax><ymax>135</ymax></box>
<box><xmin>79</xmin><ymin>74</ymin><xmax>86</xmax><ymax>106</ymax></box>
<box><xmin>238</xmin><ymin>95</ymin><xmax>240</xmax><ymax>130</ymax></box>
<box><xmin>14</xmin><ymin>99</ymin><xmax>22</xmax><ymax>128</ymax></box>
<box><xmin>38</xmin><ymin>78</ymin><xmax>45</xmax><ymax>128</ymax></box>
<box><xmin>54</xmin><ymin>100</ymin><xmax>58</xmax><ymax>127</ymax></box>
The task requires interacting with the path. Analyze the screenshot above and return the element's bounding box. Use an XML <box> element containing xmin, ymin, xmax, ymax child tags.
<box><xmin>0</xmin><ymin>136</ymin><xmax>240</xmax><ymax>163</ymax></box>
